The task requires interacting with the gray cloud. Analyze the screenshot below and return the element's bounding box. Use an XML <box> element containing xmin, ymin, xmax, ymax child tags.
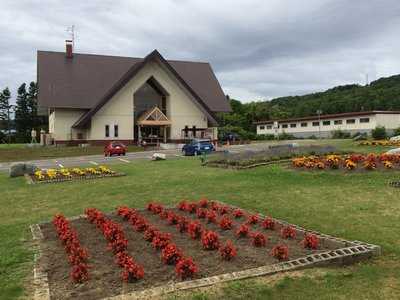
<box><xmin>0</xmin><ymin>0</ymin><xmax>399</xmax><ymax>102</ymax></box>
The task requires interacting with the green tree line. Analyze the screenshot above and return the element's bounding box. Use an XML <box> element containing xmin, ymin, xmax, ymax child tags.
<box><xmin>218</xmin><ymin>74</ymin><xmax>400</xmax><ymax>139</ymax></box>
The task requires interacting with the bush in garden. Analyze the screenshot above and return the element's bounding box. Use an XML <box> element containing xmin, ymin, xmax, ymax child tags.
<box><xmin>70</xmin><ymin>263</ymin><xmax>90</xmax><ymax>283</ymax></box>
<box><xmin>301</xmin><ymin>233</ymin><xmax>319</xmax><ymax>249</ymax></box>
<box><xmin>187</xmin><ymin>221</ymin><xmax>203</xmax><ymax>239</ymax></box>
<box><xmin>235</xmin><ymin>223</ymin><xmax>250</xmax><ymax>238</ymax></box>
<box><xmin>177</xmin><ymin>200</ymin><xmax>188</xmax><ymax>211</ymax></box>
<box><xmin>121</xmin><ymin>256</ymin><xmax>145</xmax><ymax>282</ymax></box>
<box><xmin>117</xmin><ymin>206</ymin><xmax>135</xmax><ymax>220</ymax></box>
<box><xmin>261</xmin><ymin>217</ymin><xmax>275</xmax><ymax>230</ymax></box>
<box><xmin>219</xmin><ymin>215</ymin><xmax>233</xmax><ymax>230</ymax></box>
<box><xmin>167</xmin><ymin>211</ymin><xmax>179</xmax><ymax>225</ymax></box>
<box><xmin>152</xmin><ymin>232</ymin><xmax>172</xmax><ymax>250</ymax></box>
<box><xmin>206</xmin><ymin>210</ymin><xmax>217</xmax><ymax>223</ymax></box>
<box><xmin>133</xmin><ymin>217</ymin><xmax>149</xmax><ymax>232</ymax></box>
<box><xmin>281</xmin><ymin>226</ymin><xmax>296</xmax><ymax>239</ymax></box>
<box><xmin>232</xmin><ymin>209</ymin><xmax>244</xmax><ymax>218</ymax></box>
<box><xmin>270</xmin><ymin>244</ymin><xmax>289</xmax><ymax>260</ymax></box>
<box><xmin>196</xmin><ymin>208</ymin><xmax>207</xmax><ymax>219</ymax></box>
<box><xmin>219</xmin><ymin>240</ymin><xmax>237</xmax><ymax>261</ymax></box>
<box><xmin>246</xmin><ymin>214</ymin><xmax>259</xmax><ymax>225</ymax></box>
<box><xmin>201</xmin><ymin>230</ymin><xmax>220</xmax><ymax>250</ymax></box>
<box><xmin>251</xmin><ymin>232</ymin><xmax>266</xmax><ymax>247</ymax></box>
<box><xmin>218</xmin><ymin>205</ymin><xmax>230</xmax><ymax>215</ymax></box>
<box><xmin>161</xmin><ymin>243</ymin><xmax>183</xmax><ymax>265</ymax></box>
<box><xmin>144</xmin><ymin>227</ymin><xmax>159</xmax><ymax>242</ymax></box>
<box><xmin>198</xmin><ymin>198</ymin><xmax>208</xmax><ymax>208</ymax></box>
<box><xmin>175</xmin><ymin>257</ymin><xmax>198</xmax><ymax>280</ymax></box>
<box><xmin>210</xmin><ymin>201</ymin><xmax>220</xmax><ymax>211</ymax></box>
<box><xmin>159</xmin><ymin>210</ymin><xmax>169</xmax><ymax>219</ymax></box>
<box><xmin>185</xmin><ymin>202</ymin><xmax>198</xmax><ymax>213</ymax></box>
<box><xmin>372</xmin><ymin>126</ymin><xmax>387</xmax><ymax>140</ymax></box>
<box><xmin>176</xmin><ymin>216</ymin><xmax>189</xmax><ymax>233</ymax></box>
<box><xmin>115</xmin><ymin>251</ymin><xmax>130</xmax><ymax>267</ymax></box>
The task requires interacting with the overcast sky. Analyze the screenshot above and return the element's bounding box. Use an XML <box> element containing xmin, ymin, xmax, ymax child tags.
<box><xmin>1</xmin><ymin>0</ymin><xmax>400</xmax><ymax>103</ymax></box>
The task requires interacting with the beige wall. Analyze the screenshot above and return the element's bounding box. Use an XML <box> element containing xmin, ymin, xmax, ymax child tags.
<box><xmin>375</xmin><ymin>113</ymin><xmax>400</xmax><ymax>129</ymax></box>
<box><xmin>50</xmin><ymin>109</ymin><xmax>87</xmax><ymax>141</ymax></box>
<box><xmin>89</xmin><ymin>59</ymin><xmax>208</xmax><ymax>140</ymax></box>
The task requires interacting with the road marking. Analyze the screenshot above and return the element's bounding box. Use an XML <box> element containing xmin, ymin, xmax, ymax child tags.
<box><xmin>117</xmin><ymin>158</ymin><xmax>130</xmax><ymax>163</ymax></box>
<box><xmin>89</xmin><ymin>161</ymin><xmax>99</xmax><ymax>165</ymax></box>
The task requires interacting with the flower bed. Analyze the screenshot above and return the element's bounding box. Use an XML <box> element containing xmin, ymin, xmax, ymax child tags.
<box><xmin>34</xmin><ymin>200</ymin><xmax>380</xmax><ymax>300</ymax></box>
<box><xmin>358</xmin><ymin>140</ymin><xmax>400</xmax><ymax>147</ymax></box>
<box><xmin>291</xmin><ymin>153</ymin><xmax>400</xmax><ymax>171</ymax></box>
<box><xmin>28</xmin><ymin>165</ymin><xmax>125</xmax><ymax>184</ymax></box>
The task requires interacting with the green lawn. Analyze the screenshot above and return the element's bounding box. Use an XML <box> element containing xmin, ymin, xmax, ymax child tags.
<box><xmin>0</xmin><ymin>144</ymin><xmax>142</xmax><ymax>163</ymax></box>
<box><xmin>1</xmin><ymin>143</ymin><xmax>400</xmax><ymax>299</ymax></box>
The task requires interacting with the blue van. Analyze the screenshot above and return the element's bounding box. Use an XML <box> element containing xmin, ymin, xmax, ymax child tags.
<box><xmin>182</xmin><ymin>139</ymin><xmax>215</xmax><ymax>156</ymax></box>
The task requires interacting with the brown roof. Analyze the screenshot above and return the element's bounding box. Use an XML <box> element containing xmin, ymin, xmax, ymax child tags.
<box><xmin>37</xmin><ymin>49</ymin><xmax>231</xmax><ymax>117</ymax></box>
<box><xmin>254</xmin><ymin>111</ymin><xmax>400</xmax><ymax>124</ymax></box>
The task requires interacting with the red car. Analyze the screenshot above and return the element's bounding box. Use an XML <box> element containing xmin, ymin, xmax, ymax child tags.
<box><xmin>104</xmin><ymin>141</ymin><xmax>127</xmax><ymax>156</ymax></box>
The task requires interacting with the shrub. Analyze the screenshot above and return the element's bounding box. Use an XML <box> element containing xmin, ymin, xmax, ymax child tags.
<box><xmin>331</xmin><ymin>129</ymin><xmax>351</xmax><ymax>139</ymax></box>
<box><xmin>117</xmin><ymin>206</ymin><xmax>135</xmax><ymax>220</ymax></box>
<box><xmin>196</xmin><ymin>208</ymin><xmax>207</xmax><ymax>219</ymax></box>
<box><xmin>152</xmin><ymin>232</ymin><xmax>172</xmax><ymax>250</ymax></box>
<box><xmin>70</xmin><ymin>263</ymin><xmax>90</xmax><ymax>283</ymax></box>
<box><xmin>232</xmin><ymin>209</ymin><xmax>245</xmax><ymax>218</ymax></box>
<box><xmin>185</xmin><ymin>202</ymin><xmax>198</xmax><ymax>213</ymax></box>
<box><xmin>161</xmin><ymin>243</ymin><xmax>183</xmax><ymax>265</ymax></box>
<box><xmin>261</xmin><ymin>217</ymin><xmax>275</xmax><ymax>230</ymax></box>
<box><xmin>121</xmin><ymin>256</ymin><xmax>145</xmax><ymax>282</ymax></box>
<box><xmin>198</xmin><ymin>198</ymin><xmax>208</xmax><ymax>208</ymax></box>
<box><xmin>372</xmin><ymin>126</ymin><xmax>387</xmax><ymax>139</ymax></box>
<box><xmin>176</xmin><ymin>216</ymin><xmax>189</xmax><ymax>233</ymax></box>
<box><xmin>167</xmin><ymin>212</ymin><xmax>179</xmax><ymax>225</ymax></box>
<box><xmin>251</xmin><ymin>232</ymin><xmax>266</xmax><ymax>247</ymax></box>
<box><xmin>246</xmin><ymin>214</ymin><xmax>259</xmax><ymax>225</ymax></box>
<box><xmin>201</xmin><ymin>231</ymin><xmax>220</xmax><ymax>250</ymax></box>
<box><xmin>281</xmin><ymin>226</ymin><xmax>296</xmax><ymax>239</ymax></box>
<box><xmin>218</xmin><ymin>205</ymin><xmax>230</xmax><ymax>215</ymax></box>
<box><xmin>393</xmin><ymin>127</ymin><xmax>400</xmax><ymax>137</ymax></box>
<box><xmin>219</xmin><ymin>240</ymin><xmax>237</xmax><ymax>261</ymax></box>
<box><xmin>175</xmin><ymin>257</ymin><xmax>198</xmax><ymax>279</ymax></box>
<box><xmin>301</xmin><ymin>233</ymin><xmax>319</xmax><ymax>249</ymax></box>
<box><xmin>144</xmin><ymin>227</ymin><xmax>159</xmax><ymax>242</ymax></box>
<box><xmin>235</xmin><ymin>224</ymin><xmax>250</xmax><ymax>238</ymax></box>
<box><xmin>206</xmin><ymin>210</ymin><xmax>217</xmax><ymax>223</ymax></box>
<box><xmin>177</xmin><ymin>200</ymin><xmax>188</xmax><ymax>211</ymax></box>
<box><xmin>133</xmin><ymin>217</ymin><xmax>149</xmax><ymax>232</ymax></box>
<box><xmin>219</xmin><ymin>216</ymin><xmax>233</xmax><ymax>230</ymax></box>
<box><xmin>270</xmin><ymin>244</ymin><xmax>289</xmax><ymax>260</ymax></box>
<box><xmin>187</xmin><ymin>221</ymin><xmax>203</xmax><ymax>239</ymax></box>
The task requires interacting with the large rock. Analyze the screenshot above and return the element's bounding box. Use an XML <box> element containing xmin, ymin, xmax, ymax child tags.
<box><xmin>9</xmin><ymin>163</ymin><xmax>38</xmax><ymax>177</ymax></box>
<box><xmin>386</xmin><ymin>148</ymin><xmax>400</xmax><ymax>155</ymax></box>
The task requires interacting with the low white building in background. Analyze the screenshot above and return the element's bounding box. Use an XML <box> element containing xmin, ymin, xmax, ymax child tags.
<box><xmin>255</xmin><ymin>111</ymin><xmax>400</xmax><ymax>138</ymax></box>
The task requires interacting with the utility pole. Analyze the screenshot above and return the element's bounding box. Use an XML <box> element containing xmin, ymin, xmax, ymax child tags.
<box><xmin>316</xmin><ymin>109</ymin><xmax>322</xmax><ymax>139</ymax></box>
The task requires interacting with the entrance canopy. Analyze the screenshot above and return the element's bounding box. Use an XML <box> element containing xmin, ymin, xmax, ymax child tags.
<box><xmin>137</xmin><ymin>106</ymin><xmax>171</xmax><ymax>126</ymax></box>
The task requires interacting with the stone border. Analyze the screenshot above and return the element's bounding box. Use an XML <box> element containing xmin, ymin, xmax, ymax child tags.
<box><xmin>26</xmin><ymin>173</ymin><xmax>126</xmax><ymax>185</ymax></box>
<box><xmin>31</xmin><ymin>202</ymin><xmax>381</xmax><ymax>300</ymax></box>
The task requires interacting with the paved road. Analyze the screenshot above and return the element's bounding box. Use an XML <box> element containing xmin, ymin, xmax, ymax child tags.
<box><xmin>0</xmin><ymin>142</ymin><xmax>277</xmax><ymax>172</ymax></box>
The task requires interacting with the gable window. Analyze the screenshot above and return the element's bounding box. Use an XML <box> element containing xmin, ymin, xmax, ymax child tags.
<box><xmin>334</xmin><ymin>120</ymin><xmax>343</xmax><ymax>125</ymax></box>
<box><xmin>105</xmin><ymin>125</ymin><xmax>110</xmax><ymax>137</ymax></box>
<box><xmin>266</xmin><ymin>125</ymin><xmax>272</xmax><ymax>130</ymax></box>
<box><xmin>312</xmin><ymin>121</ymin><xmax>319</xmax><ymax>126</ymax></box>
<box><xmin>259</xmin><ymin>125</ymin><xmax>265</xmax><ymax>130</ymax></box>
<box><xmin>282</xmin><ymin>124</ymin><xmax>288</xmax><ymax>128</ymax></box>
<box><xmin>360</xmin><ymin>118</ymin><xmax>370</xmax><ymax>123</ymax></box>
<box><xmin>301</xmin><ymin>122</ymin><xmax>308</xmax><ymax>127</ymax></box>
<box><xmin>290</xmin><ymin>123</ymin><xmax>296</xmax><ymax>128</ymax></box>
<box><xmin>346</xmin><ymin>119</ymin><xmax>356</xmax><ymax>124</ymax></box>
<box><xmin>114</xmin><ymin>125</ymin><xmax>119</xmax><ymax>137</ymax></box>
<box><xmin>323</xmin><ymin>120</ymin><xmax>330</xmax><ymax>126</ymax></box>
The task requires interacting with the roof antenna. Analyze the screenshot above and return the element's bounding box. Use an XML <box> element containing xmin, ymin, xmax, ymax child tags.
<box><xmin>66</xmin><ymin>25</ymin><xmax>75</xmax><ymax>50</ymax></box>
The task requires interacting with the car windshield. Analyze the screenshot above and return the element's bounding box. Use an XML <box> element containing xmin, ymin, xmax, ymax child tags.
<box><xmin>111</xmin><ymin>142</ymin><xmax>124</xmax><ymax>147</ymax></box>
<box><xmin>199</xmin><ymin>141</ymin><xmax>211</xmax><ymax>145</ymax></box>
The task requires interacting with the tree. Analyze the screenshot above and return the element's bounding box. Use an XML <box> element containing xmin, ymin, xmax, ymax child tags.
<box><xmin>371</xmin><ymin>126</ymin><xmax>387</xmax><ymax>140</ymax></box>
<box><xmin>14</xmin><ymin>83</ymin><xmax>30</xmax><ymax>142</ymax></box>
<box><xmin>0</xmin><ymin>87</ymin><xmax>12</xmax><ymax>142</ymax></box>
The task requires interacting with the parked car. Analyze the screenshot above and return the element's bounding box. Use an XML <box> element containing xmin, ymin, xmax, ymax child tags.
<box><xmin>104</xmin><ymin>141</ymin><xmax>127</xmax><ymax>156</ymax></box>
<box><xmin>182</xmin><ymin>139</ymin><xmax>215</xmax><ymax>156</ymax></box>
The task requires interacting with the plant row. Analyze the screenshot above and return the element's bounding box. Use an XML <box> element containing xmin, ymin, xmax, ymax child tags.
<box><xmin>116</xmin><ymin>206</ymin><xmax>198</xmax><ymax>280</ymax></box>
<box><xmin>292</xmin><ymin>153</ymin><xmax>400</xmax><ymax>170</ymax></box>
<box><xmin>52</xmin><ymin>214</ymin><xmax>90</xmax><ymax>283</ymax></box>
<box><xmin>85</xmin><ymin>208</ymin><xmax>144</xmax><ymax>282</ymax></box>
<box><xmin>359</xmin><ymin>140</ymin><xmax>400</xmax><ymax>147</ymax></box>
<box><xmin>34</xmin><ymin>165</ymin><xmax>115</xmax><ymax>181</ymax></box>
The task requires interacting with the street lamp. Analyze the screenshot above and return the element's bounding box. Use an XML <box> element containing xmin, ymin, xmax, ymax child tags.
<box><xmin>316</xmin><ymin>110</ymin><xmax>322</xmax><ymax>139</ymax></box>
<box><xmin>7</xmin><ymin>104</ymin><xmax>15</xmax><ymax>144</ymax></box>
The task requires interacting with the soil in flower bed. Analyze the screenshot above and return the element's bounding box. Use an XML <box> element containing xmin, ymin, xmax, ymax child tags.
<box><xmin>39</xmin><ymin>208</ymin><xmax>346</xmax><ymax>300</ymax></box>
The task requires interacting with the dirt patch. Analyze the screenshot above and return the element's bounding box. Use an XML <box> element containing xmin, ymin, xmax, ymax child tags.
<box><xmin>39</xmin><ymin>207</ymin><xmax>345</xmax><ymax>300</ymax></box>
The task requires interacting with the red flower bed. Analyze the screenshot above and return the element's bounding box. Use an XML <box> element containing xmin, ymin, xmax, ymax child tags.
<box><xmin>261</xmin><ymin>217</ymin><xmax>275</xmax><ymax>230</ymax></box>
<box><xmin>246</xmin><ymin>214</ymin><xmax>259</xmax><ymax>225</ymax></box>
<box><xmin>175</xmin><ymin>257</ymin><xmax>198</xmax><ymax>279</ymax></box>
<box><xmin>201</xmin><ymin>230</ymin><xmax>220</xmax><ymax>250</ymax></box>
<box><xmin>144</xmin><ymin>226</ymin><xmax>159</xmax><ymax>242</ymax></box>
<box><xmin>198</xmin><ymin>198</ymin><xmax>209</xmax><ymax>208</ymax></box>
<box><xmin>219</xmin><ymin>215</ymin><xmax>233</xmax><ymax>230</ymax></box>
<box><xmin>250</xmin><ymin>232</ymin><xmax>267</xmax><ymax>247</ymax></box>
<box><xmin>219</xmin><ymin>240</ymin><xmax>237</xmax><ymax>261</ymax></box>
<box><xmin>188</xmin><ymin>221</ymin><xmax>203</xmax><ymax>239</ymax></box>
<box><xmin>196</xmin><ymin>208</ymin><xmax>207</xmax><ymax>219</ymax></box>
<box><xmin>147</xmin><ymin>202</ymin><xmax>164</xmax><ymax>215</ymax></box>
<box><xmin>232</xmin><ymin>209</ymin><xmax>245</xmax><ymax>218</ymax></box>
<box><xmin>270</xmin><ymin>244</ymin><xmax>289</xmax><ymax>260</ymax></box>
<box><xmin>176</xmin><ymin>216</ymin><xmax>189</xmax><ymax>233</ymax></box>
<box><xmin>218</xmin><ymin>205</ymin><xmax>230</xmax><ymax>215</ymax></box>
<box><xmin>206</xmin><ymin>210</ymin><xmax>217</xmax><ymax>223</ymax></box>
<box><xmin>281</xmin><ymin>226</ymin><xmax>297</xmax><ymax>239</ymax></box>
<box><xmin>132</xmin><ymin>216</ymin><xmax>149</xmax><ymax>232</ymax></box>
<box><xmin>161</xmin><ymin>243</ymin><xmax>183</xmax><ymax>265</ymax></box>
<box><xmin>53</xmin><ymin>214</ymin><xmax>89</xmax><ymax>283</ymax></box>
<box><xmin>235</xmin><ymin>223</ymin><xmax>250</xmax><ymax>238</ymax></box>
<box><xmin>152</xmin><ymin>232</ymin><xmax>172</xmax><ymax>250</ymax></box>
<box><xmin>301</xmin><ymin>233</ymin><xmax>319</xmax><ymax>249</ymax></box>
<box><xmin>167</xmin><ymin>211</ymin><xmax>179</xmax><ymax>225</ymax></box>
<box><xmin>185</xmin><ymin>202</ymin><xmax>198</xmax><ymax>214</ymax></box>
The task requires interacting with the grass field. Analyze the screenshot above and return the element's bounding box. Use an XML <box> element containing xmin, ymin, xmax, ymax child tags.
<box><xmin>0</xmin><ymin>144</ymin><xmax>142</xmax><ymax>163</ymax></box>
<box><xmin>1</xmin><ymin>140</ymin><xmax>400</xmax><ymax>299</ymax></box>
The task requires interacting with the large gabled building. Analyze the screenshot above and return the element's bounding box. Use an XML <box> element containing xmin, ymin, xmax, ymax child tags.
<box><xmin>255</xmin><ymin>111</ymin><xmax>400</xmax><ymax>138</ymax></box>
<box><xmin>37</xmin><ymin>41</ymin><xmax>231</xmax><ymax>145</ymax></box>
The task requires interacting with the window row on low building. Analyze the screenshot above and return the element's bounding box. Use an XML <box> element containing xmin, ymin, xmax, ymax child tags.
<box><xmin>258</xmin><ymin>117</ymin><xmax>370</xmax><ymax>130</ymax></box>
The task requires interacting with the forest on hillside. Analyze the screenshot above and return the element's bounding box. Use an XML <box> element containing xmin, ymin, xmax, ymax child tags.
<box><xmin>218</xmin><ymin>74</ymin><xmax>400</xmax><ymax>139</ymax></box>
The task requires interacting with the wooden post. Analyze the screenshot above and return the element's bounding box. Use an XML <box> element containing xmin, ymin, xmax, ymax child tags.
<box><xmin>138</xmin><ymin>125</ymin><xmax>142</xmax><ymax>144</ymax></box>
<box><xmin>163</xmin><ymin>126</ymin><xmax>167</xmax><ymax>143</ymax></box>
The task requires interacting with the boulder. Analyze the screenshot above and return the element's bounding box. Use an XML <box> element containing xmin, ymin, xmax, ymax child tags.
<box><xmin>385</xmin><ymin>148</ymin><xmax>400</xmax><ymax>155</ymax></box>
<box><xmin>9</xmin><ymin>163</ymin><xmax>38</xmax><ymax>177</ymax></box>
